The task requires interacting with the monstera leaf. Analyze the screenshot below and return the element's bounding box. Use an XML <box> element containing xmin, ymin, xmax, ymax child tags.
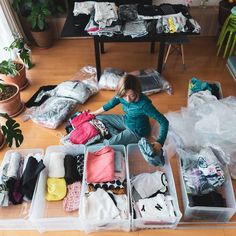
<box><xmin>1</xmin><ymin>114</ymin><xmax>24</xmax><ymax>147</ymax></box>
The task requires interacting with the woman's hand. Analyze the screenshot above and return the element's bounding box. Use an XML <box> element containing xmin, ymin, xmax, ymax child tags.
<box><xmin>151</xmin><ymin>141</ymin><xmax>162</xmax><ymax>153</ymax></box>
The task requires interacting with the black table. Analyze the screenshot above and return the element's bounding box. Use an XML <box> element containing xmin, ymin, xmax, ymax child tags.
<box><xmin>61</xmin><ymin>8</ymin><xmax>197</xmax><ymax>79</ymax></box>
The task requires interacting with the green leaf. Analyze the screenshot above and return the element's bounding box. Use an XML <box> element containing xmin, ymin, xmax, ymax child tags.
<box><xmin>38</xmin><ymin>17</ymin><xmax>44</xmax><ymax>30</ymax></box>
<box><xmin>2</xmin><ymin>116</ymin><xmax>24</xmax><ymax>148</ymax></box>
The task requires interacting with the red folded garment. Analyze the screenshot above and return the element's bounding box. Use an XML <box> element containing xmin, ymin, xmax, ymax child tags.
<box><xmin>69</xmin><ymin>122</ymin><xmax>99</xmax><ymax>144</ymax></box>
<box><xmin>86</xmin><ymin>146</ymin><xmax>115</xmax><ymax>183</ymax></box>
<box><xmin>70</xmin><ymin>111</ymin><xmax>95</xmax><ymax>129</ymax></box>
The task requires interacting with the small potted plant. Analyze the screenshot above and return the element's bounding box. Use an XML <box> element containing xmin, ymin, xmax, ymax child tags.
<box><xmin>0</xmin><ymin>113</ymin><xmax>24</xmax><ymax>149</ymax></box>
<box><xmin>0</xmin><ymin>59</ymin><xmax>28</xmax><ymax>90</ymax></box>
<box><xmin>5</xmin><ymin>34</ymin><xmax>34</xmax><ymax>69</ymax></box>
<box><xmin>0</xmin><ymin>80</ymin><xmax>24</xmax><ymax>118</ymax></box>
<box><xmin>27</xmin><ymin>1</ymin><xmax>53</xmax><ymax>48</ymax></box>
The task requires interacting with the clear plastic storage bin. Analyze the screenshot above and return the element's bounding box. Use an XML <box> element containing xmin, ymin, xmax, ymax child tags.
<box><xmin>29</xmin><ymin>145</ymin><xmax>85</xmax><ymax>232</ymax></box>
<box><xmin>177</xmin><ymin>153</ymin><xmax>236</xmax><ymax>222</ymax></box>
<box><xmin>127</xmin><ymin>144</ymin><xmax>182</xmax><ymax>230</ymax></box>
<box><xmin>80</xmin><ymin>144</ymin><xmax>131</xmax><ymax>233</ymax></box>
<box><xmin>0</xmin><ymin>148</ymin><xmax>44</xmax><ymax>230</ymax></box>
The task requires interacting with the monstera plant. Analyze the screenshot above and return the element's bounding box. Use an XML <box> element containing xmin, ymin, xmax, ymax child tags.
<box><xmin>0</xmin><ymin>113</ymin><xmax>24</xmax><ymax>148</ymax></box>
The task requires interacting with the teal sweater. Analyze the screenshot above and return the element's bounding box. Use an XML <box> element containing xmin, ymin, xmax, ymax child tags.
<box><xmin>103</xmin><ymin>93</ymin><xmax>169</xmax><ymax>146</ymax></box>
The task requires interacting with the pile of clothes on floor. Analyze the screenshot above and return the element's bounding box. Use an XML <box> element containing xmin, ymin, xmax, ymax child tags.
<box><xmin>24</xmin><ymin>66</ymin><xmax>98</xmax><ymax>129</ymax></box>
<box><xmin>73</xmin><ymin>2</ymin><xmax>200</xmax><ymax>37</ymax></box>
<box><xmin>81</xmin><ymin>146</ymin><xmax>129</xmax><ymax>221</ymax></box>
<box><xmin>45</xmin><ymin>151</ymin><xmax>85</xmax><ymax>212</ymax></box>
<box><xmin>61</xmin><ymin>111</ymin><xmax>111</xmax><ymax>145</ymax></box>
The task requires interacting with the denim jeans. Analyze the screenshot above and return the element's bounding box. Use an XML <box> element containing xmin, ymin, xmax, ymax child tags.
<box><xmin>97</xmin><ymin>114</ymin><xmax>140</xmax><ymax>146</ymax></box>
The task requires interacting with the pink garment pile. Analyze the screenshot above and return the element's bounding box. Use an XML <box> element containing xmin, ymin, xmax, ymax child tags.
<box><xmin>86</xmin><ymin>146</ymin><xmax>115</xmax><ymax>183</ymax></box>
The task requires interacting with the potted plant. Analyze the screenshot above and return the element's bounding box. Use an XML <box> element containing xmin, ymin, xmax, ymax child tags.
<box><xmin>27</xmin><ymin>1</ymin><xmax>53</xmax><ymax>48</ymax></box>
<box><xmin>5</xmin><ymin>34</ymin><xmax>34</xmax><ymax>69</ymax></box>
<box><xmin>0</xmin><ymin>59</ymin><xmax>28</xmax><ymax>90</ymax></box>
<box><xmin>0</xmin><ymin>81</ymin><xmax>24</xmax><ymax>118</ymax></box>
<box><xmin>0</xmin><ymin>113</ymin><xmax>24</xmax><ymax>149</ymax></box>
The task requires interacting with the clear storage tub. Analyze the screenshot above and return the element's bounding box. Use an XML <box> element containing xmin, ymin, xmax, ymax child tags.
<box><xmin>80</xmin><ymin>144</ymin><xmax>131</xmax><ymax>233</ymax></box>
<box><xmin>0</xmin><ymin>148</ymin><xmax>44</xmax><ymax>230</ymax></box>
<box><xmin>127</xmin><ymin>144</ymin><xmax>182</xmax><ymax>230</ymax></box>
<box><xmin>177</xmin><ymin>152</ymin><xmax>236</xmax><ymax>222</ymax></box>
<box><xmin>29</xmin><ymin>144</ymin><xmax>85</xmax><ymax>232</ymax></box>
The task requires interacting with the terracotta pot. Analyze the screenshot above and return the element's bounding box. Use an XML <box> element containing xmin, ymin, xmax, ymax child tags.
<box><xmin>0</xmin><ymin>83</ymin><xmax>25</xmax><ymax>117</ymax></box>
<box><xmin>0</xmin><ymin>62</ymin><xmax>29</xmax><ymax>91</ymax></box>
<box><xmin>31</xmin><ymin>26</ymin><xmax>53</xmax><ymax>48</ymax></box>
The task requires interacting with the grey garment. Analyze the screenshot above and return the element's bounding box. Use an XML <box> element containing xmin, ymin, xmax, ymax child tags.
<box><xmin>138</xmin><ymin>137</ymin><xmax>165</xmax><ymax>167</ymax></box>
<box><xmin>97</xmin><ymin>114</ymin><xmax>141</xmax><ymax>146</ymax></box>
<box><xmin>132</xmin><ymin>186</ymin><xmax>142</xmax><ymax>202</ymax></box>
<box><xmin>85</xmin><ymin>134</ymin><xmax>101</xmax><ymax>146</ymax></box>
<box><xmin>123</xmin><ymin>20</ymin><xmax>148</xmax><ymax>38</ymax></box>
<box><xmin>0</xmin><ymin>163</ymin><xmax>10</xmax><ymax>207</ymax></box>
<box><xmin>114</xmin><ymin>151</ymin><xmax>123</xmax><ymax>172</ymax></box>
<box><xmin>118</xmin><ymin>4</ymin><xmax>138</xmax><ymax>22</ymax></box>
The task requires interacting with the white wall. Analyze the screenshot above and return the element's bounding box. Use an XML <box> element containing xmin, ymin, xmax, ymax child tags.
<box><xmin>153</xmin><ymin>0</ymin><xmax>221</xmax><ymax>6</ymax></box>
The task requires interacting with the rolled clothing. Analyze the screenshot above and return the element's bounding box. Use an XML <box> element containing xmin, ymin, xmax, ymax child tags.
<box><xmin>64</xmin><ymin>155</ymin><xmax>80</xmax><ymax>185</ymax></box>
<box><xmin>48</xmin><ymin>152</ymin><xmax>65</xmax><ymax>178</ymax></box>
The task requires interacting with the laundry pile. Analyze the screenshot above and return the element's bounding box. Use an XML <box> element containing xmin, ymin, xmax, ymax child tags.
<box><xmin>73</xmin><ymin>2</ymin><xmax>200</xmax><ymax>37</ymax></box>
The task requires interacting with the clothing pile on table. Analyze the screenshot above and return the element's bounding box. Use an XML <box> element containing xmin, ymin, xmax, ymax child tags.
<box><xmin>0</xmin><ymin>152</ymin><xmax>45</xmax><ymax>207</ymax></box>
<box><xmin>131</xmin><ymin>170</ymin><xmax>176</xmax><ymax>222</ymax></box>
<box><xmin>188</xmin><ymin>77</ymin><xmax>222</xmax><ymax>108</ymax></box>
<box><xmin>178</xmin><ymin>147</ymin><xmax>227</xmax><ymax>207</ymax></box>
<box><xmin>73</xmin><ymin>2</ymin><xmax>200</xmax><ymax>37</ymax></box>
<box><xmin>81</xmin><ymin>146</ymin><xmax>129</xmax><ymax>221</ymax></box>
<box><xmin>45</xmin><ymin>151</ymin><xmax>85</xmax><ymax>212</ymax></box>
<box><xmin>24</xmin><ymin>66</ymin><xmax>98</xmax><ymax>129</ymax></box>
<box><xmin>61</xmin><ymin>111</ymin><xmax>111</xmax><ymax>145</ymax></box>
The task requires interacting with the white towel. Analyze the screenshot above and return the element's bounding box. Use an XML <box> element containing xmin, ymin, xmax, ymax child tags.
<box><xmin>48</xmin><ymin>152</ymin><xmax>65</xmax><ymax>178</ymax></box>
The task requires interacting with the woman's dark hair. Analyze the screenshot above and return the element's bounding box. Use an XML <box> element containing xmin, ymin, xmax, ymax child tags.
<box><xmin>116</xmin><ymin>74</ymin><xmax>141</xmax><ymax>97</ymax></box>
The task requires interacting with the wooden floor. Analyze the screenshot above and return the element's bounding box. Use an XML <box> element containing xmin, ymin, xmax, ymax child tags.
<box><xmin>0</xmin><ymin>36</ymin><xmax>236</xmax><ymax>235</ymax></box>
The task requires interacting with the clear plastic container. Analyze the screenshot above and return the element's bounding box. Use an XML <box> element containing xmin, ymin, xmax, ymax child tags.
<box><xmin>0</xmin><ymin>148</ymin><xmax>44</xmax><ymax>230</ymax></box>
<box><xmin>127</xmin><ymin>144</ymin><xmax>182</xmax><ymax>230</ymax></box>
<box><xmin>80</xmin><ymin>144</ymin><xmax>131</xmax><ymax>233</ymax></box>
<box><xmin>177</xmin><ymin>153</ymin><xmax>236</xmax><ymax>222</ymax></box>
<box><xmin>29</xmin><ymin>145</ymin><xmax>85</xmax><ymax>232</ymax></box>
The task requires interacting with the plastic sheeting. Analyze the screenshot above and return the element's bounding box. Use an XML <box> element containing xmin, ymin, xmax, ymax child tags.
<box><xmin>156</xmin><ymin>97</ymin><xmax>236</xmax><ymax>164</ymax></box>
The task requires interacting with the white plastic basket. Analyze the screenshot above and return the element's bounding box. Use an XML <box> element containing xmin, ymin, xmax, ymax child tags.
<box><xmin>80</xmin><ymin>144</ymin><xmax>131</xmax><ymax>233</ymax></box>
<box><xmin>127</xmin><ymin>144</ymin><xmax>182</xmax><ymax>230</ymax></box>
<box><xmin>0</xmin><ymin>148</ymin><xmax>44</xmax><ymax>230</ymax></box>
<box><xmin>177</xmin><ymin>152</ymin><xmax>236</xmax><ymax>222</ymax></box>
<box><xmin>29</xmin><ymin>144</ymin><xmax>85</xmax><ymax>232</ymax></box>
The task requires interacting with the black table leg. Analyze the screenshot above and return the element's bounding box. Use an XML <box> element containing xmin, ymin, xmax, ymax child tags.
<box><xmin>100</xmin><ymin>41</ymin><xmax>105</xmax><ymax>54</ymax></box>
<box><xmin>150</xmin><ymin>41</ymin><xmax>155</xmax><ymax>54</ymax></box>
<box><xmin>94</xmin><ymin>37</ymin><xmax>101</xmax><ymax>80</ymax></box>
<box><xmin>158</xmin><ymin>39</ymin><xmax>165</xmax><ymax>74</ymax></box>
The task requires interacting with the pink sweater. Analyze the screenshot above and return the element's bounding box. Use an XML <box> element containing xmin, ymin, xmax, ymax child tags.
<box><xmin>86</xmin><ymin>146</ymin><xmax>115</xmax><ymax>183</ymax></box>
